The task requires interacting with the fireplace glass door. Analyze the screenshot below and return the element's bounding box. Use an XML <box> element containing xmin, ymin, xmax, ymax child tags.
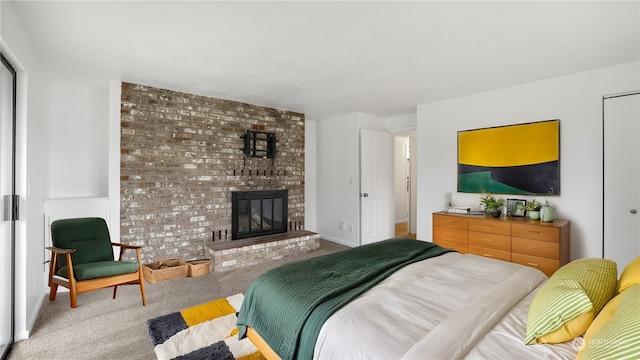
<box><xmin>232</xmin><ymin>190</ymin><xmax>287</xmax><ymax>240</ymax></box>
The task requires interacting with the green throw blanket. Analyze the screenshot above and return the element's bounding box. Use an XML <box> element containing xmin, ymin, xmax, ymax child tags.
<box><xmin>236</xmin><ymin>238</ymin><xmax>454</xmax><ymax>359</ymax></box>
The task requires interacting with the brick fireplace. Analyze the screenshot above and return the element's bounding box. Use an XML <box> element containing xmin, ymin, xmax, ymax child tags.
<box><xmin>119</xmin><ymin>83</ymin><xmax>317</xmax><ymax>270</ymax></box>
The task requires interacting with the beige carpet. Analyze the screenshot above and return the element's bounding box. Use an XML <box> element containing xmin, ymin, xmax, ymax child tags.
<box><xmin>8</xmin><ymin>239</ymin><xmax>349</xmax><ymax>360</ymax></box>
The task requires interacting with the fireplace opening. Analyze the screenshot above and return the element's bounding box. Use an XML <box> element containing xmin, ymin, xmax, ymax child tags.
<box><xmin>232</xmin><ymin>190</ymin><xmax>288</xmax><ymax>240</ymax></box>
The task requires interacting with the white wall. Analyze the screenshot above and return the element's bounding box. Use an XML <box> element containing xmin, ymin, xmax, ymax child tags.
<box><xmin>316</xmin><ymin>112</ymin><xmax>388</xmax><ymax>246</ymax></box>
<box><xmin>394</xmin><ymin>136</ymin><xmax>409</xmax><ymax>223</ymax></box>
<box><xmin>1</xmin><ymin>1</ymin><xmax>49</xmax><ymax>340</ymax></box>
<box><xmin>304</xmin><ymin>119</ymin><xmax>317</xmax><ymax>232</ymax></box>
<box><xmin>417</xmin><ymin>61</ymin><xmax>640</xmax><ymax>260</ymax></box>
<box><xmin>409</xmin><ymin>136</ymin><xmax>417</xmax><ymax>234</ymax></box>
<box><xmin>47</xmin><ymin>81</ymin><xmax>109</xmax><ymax>198</ymax></box>
<box><xmin>317</xmin><ymin>113</ymin><xmax>360</xmax><ymax>246</ymax></box>
<box><xmin>3</xmin><ymin>3</ymin><xmax>120</xmax><ymax>339</ymax></box>
<box><xmin>44</xmin><ymin>80</ymin><xmax>123</xmax><ymax>241</ymax></box>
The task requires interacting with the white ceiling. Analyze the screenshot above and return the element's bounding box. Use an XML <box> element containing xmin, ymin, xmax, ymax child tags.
<box><xmin>11</xmin><ymin>1</ymin><xmax>640</xmax><ymax>120</ymax></box>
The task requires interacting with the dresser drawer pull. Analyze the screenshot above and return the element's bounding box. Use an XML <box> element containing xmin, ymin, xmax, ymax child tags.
<box><xmin>445</xmin><ymin>233</ymin><xmax>454</xmax><ymax>236</ymax></box>
<box><xmin>483</xmin><ymin>254</ymin><xmax>494</xmax><ymax>257</ymax></box>
<box><xmin>527</xmin><ymin>245</ymin><xmax>540</xmax><ymax>249</ymax></box>
<box><xmin>528</xmin><ymin>230</ymin><xmax>541</xmax><ymax>234</ymax></box>
<box><xmin>482</xmin><ymin>238</ymin><xmax>493</xmax><ymax>242</ymax></box>
<box><xmin>482</xmin><ymin>225</ymin><xmax>494</xmax><ymax>229</ymax></box>
<box><xmin>527</xmin><ymin>262</ymin><xmax>540</xmax><ymax>267</ymax></box>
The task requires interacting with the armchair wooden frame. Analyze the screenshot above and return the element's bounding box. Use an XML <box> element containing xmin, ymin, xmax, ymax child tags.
<box><xmin>47</xmin><ymin>243</ymin><xmax>147</xmax><ymax>308</ymax></box>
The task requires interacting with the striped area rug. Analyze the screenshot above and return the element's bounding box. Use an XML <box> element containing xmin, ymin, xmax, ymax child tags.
<box><xmin>147</xmin><ymin>293</ymin><xmax>264</xmax><ymax>360</ymax></box>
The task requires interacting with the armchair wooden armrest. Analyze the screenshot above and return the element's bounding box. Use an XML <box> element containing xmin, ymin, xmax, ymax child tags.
<box><xmin>112</xmin><ymin>243</ymin><xmax>143</xmax><ymax>263</ymax></box>
<box><xmin>46</xmin><ymin>246</ymin><xmax>76</xmax><ymax>255</ymax></box>
<box><xmin>111</xmin><ymin>243</ymin><xmax>142</xmax><ymax>249</ymax></box>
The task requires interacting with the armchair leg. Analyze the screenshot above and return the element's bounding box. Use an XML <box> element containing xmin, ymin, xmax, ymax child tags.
<box><xmin>113</xmin><ymin>285</ymin><xmax>118</xmax><ymax>300</ymax></box>
<box><xmin>70</xmin><ymin>290</ymin><xmax>78</xmax><ymax>308</ymax></box>
<box><xmin>135</xmin><ymin>249</ymin><xmax>147</xmax><ymax>306</ymax></box>
<box><xmin>69</xmin><ymin>279</ymin><xmax>78</xmax><ymax>308</ymax></box>
<box><xmin>140</xmin><ymin>282</ymin><xmax>147</xmax><ymax>306</ymax></box>
<box><xmin>49</xmin><ymin>283</ymin><xmax>58</xmax><ymax>301</ymax></box>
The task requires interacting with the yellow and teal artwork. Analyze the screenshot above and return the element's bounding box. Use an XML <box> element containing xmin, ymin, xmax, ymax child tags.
<box><xmin>457</xmin><ymin>119</ymin><xmax>560</xmax><ymax>195</ymax></box>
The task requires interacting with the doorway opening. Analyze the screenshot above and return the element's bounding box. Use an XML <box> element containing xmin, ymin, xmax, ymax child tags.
<box><xmin>393</xmin><ymin>132</ymin><xmax>416</xmax><ymax>239</ymax></box>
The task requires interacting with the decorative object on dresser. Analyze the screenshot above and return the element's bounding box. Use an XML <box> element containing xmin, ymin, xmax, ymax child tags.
<box><xmin>540</xmin><ymin>200</ymin><xmax>555</xmax><ymax>222</ymax></box>
<box><xmin>447</xmin><ymin>206</ymin><xmax>471</xmax><ymax>214</ymax></box>
<box><xmin>521</xmin><ymin>199</ymin><xmax>542</xmax><ymax>219</ymax></box>
<box><xmin>432</xmin><ymin>212</ymin><xmax>570</xmax><ymax>276</ymax></box>
<box><xmin>507</xmin><ymin>198</ymin><xmax>527</xmax><ymax>217</ymax></box>
<box><xmin>479</xmin><ymin>192</ymin><xmax>505</xmax><ymax>218</ymax></box>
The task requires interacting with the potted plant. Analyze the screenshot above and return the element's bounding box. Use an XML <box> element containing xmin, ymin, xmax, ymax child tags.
<box><xmin>480</xmin><ymin>192</ymin><xmax>505</xmax><ymax>218</ymax></box>
<box><xmin>540</xmin><ymin>200</ymin><xmax>555</xmax><ymax>222</ymax></box>
<box><xmin>521</xmin><ymin>199</ymin><xmax>541</xmax><ymax>220</ymax></box>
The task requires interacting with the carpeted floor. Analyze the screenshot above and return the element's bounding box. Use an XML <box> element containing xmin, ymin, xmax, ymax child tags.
<box><xmin>7</xmin><ymin>239</ymin><xmax>349</xmax><ymax>360</ymax></box>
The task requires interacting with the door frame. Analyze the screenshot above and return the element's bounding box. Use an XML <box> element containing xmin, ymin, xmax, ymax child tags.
<box><xmin>0</xmin><ymin>53</ymin><xmax>17</xmax><ymax>360</ymax></box>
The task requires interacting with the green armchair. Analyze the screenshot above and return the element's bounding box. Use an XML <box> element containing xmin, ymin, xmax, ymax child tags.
<box><xmin>47</xmin><ymin>217</ymin><xmax>147</xmax><ymax>308</ymax></box>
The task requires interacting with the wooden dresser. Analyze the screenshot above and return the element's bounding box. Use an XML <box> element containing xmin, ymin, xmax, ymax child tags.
<box><xmin>433</xmin><ymin>212</ymin><xmax>570</xmax><ymax>277</ymax></box>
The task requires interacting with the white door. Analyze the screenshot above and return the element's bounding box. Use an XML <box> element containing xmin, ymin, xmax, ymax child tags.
<box><xmin>360</xmin><ymin>129</ymin><xmax>394</xmax><ymax>245</ymax></box>
<box><xmin>604</xmin><ymin>92</ymin><xmax>640</xmax><ymax>274</ymax></box>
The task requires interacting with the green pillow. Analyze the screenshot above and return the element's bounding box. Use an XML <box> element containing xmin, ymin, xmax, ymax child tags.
<box><xmin>524</xmin><ymin>258</ymin><xmax>618</xmax><ymax>344</ymax></box>
<box><xmin>577</xmin><ymin>284</ymin><xmax>640</xmax><ymax>359</ymax></box>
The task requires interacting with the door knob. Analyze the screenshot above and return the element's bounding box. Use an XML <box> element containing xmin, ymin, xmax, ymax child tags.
<box><xmin>362</xmin><ymin>193</ymin><xmax>369</xmax><ymax>197</ymax></box>
<box><xmin>631</xmin><ymin>209</ymin><xmax>637</xmax><ymax>214</ymax></box>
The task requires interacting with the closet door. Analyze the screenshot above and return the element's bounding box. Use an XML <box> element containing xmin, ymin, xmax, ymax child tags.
<box><xmin>604</xmin><ymin>92</ymin><xmax>640</xmax><ymax>274</ymax></box>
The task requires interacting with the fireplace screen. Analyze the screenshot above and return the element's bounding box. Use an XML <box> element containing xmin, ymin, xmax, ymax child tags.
<box><xmin>232</xmin><ymin>190</ymin><xmax>288</xmax><ymax>240</ymax></box>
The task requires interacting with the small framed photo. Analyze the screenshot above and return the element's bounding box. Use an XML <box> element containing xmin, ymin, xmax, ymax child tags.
<box><xmin>510</xmin><ymin>199</ymin><xmax>527</xmax><ymax>217</ymax></box>
<box><xmin>506</xmin><ymin>199</ymin><xmax>519</xmax><ymax>216</ymax></box>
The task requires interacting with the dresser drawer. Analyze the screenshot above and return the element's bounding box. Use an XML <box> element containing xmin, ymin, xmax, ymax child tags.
<box><xmin>468</xmin><ymin>218</ymin><xmax>511</xmax><ymax>235</ymax></box>
<box><xmin>512</xmin><ymin>253</ymin><xmax>559</xmax><ymax>277</ymax></box>
<box><xmin>434</xmin><ymin>239</ymin><xmax>468</xmax><ymax>254</ymax></box>
<box><xmin>469</xmin><ymin>231</ymin><xmax>511</xmax><ymax>252</ymax></box>
<box><xmin>511</xmin><ymin>223</ymin><xmax>559</xmax><ymax>242</ymax></box>
<box><xmin>433</xmin><ymin>214</ymin><xmax>468</xmax><ymax>230</ymax></box>
<box><xmin>469</xmin><ymin>246</ymin><xmax>511</xmax><ymax>262</ymax></box>
<box><xmin>433</xmin><ymin>226</ymin><xmax>468</xmax><ymax>245</ymax></box>
<box><xmin>512</xmin><ymin>237</ymin><xmax>559</xmax><ymax>260</ymax></box>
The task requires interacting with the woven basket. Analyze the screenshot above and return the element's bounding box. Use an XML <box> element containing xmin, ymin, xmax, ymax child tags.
<box><xmin>187</xmin><ymin>259</ymin><xmax>211</xmax><ymax>277</ymax></box>
<box><xmin>143</xmin><ymin>260</ymin><xmax>188</xmax><ymax>284</ymax></box>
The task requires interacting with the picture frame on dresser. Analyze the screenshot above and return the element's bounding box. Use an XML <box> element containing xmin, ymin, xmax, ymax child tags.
<box><xmin>507</xmin><ymin>198</ymin><xmax>526</xmax><ymax>216</ymax></box>
<box><xmin>511</xmin><ymin>200</ymin><xmax>526</xmax><ymax>217</ymax></box>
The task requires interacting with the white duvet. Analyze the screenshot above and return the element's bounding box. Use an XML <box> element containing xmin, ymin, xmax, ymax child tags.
<box><xmin>313</xmin><ymin>252</ymin><xmax>580</xmax><ymax>360</ymax></box>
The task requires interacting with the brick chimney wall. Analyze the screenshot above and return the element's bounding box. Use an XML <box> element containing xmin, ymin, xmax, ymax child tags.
<box><xmin>120</xmin><ymin>82</ymin><xmax>305</xmax><ymax>262</ymax></box>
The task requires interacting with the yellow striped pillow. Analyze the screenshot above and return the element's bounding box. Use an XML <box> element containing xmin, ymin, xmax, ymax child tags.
<box><xmin>576</xmin><ymin>284</ymin><xmax>640</xmax><ymax>359</ymax></box>
<box><xmin>524</xmin><ymin>258</ymin><xmax>618</xmax><ymax>345</ymax></box>
<box><xmin>617</xmin><ymin>256</ymin><xmax>640</xmax><ymax>294</ymax></box>
<box><xmin>576</xmin><ymin>292</ymin><xmax>622</xmax><ymax>359</ymax></box>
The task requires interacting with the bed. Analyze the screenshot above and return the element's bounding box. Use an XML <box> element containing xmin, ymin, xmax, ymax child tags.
<box><xmin>236</xmin><ymin>238</ymin><xmax>639</xmax><ymax>360</ymax></box>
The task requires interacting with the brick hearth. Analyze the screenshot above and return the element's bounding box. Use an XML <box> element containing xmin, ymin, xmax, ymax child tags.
<box><xmin>206</xmin><ymin>231</ymin><xmax>320</xmax><ymax>272</ymax></box>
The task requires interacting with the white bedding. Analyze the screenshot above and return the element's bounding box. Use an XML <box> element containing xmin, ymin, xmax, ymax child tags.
<box><xmin>313</xmin><ymin>252</ymin><xmax>580</xmax><ymax>360</ymax></box>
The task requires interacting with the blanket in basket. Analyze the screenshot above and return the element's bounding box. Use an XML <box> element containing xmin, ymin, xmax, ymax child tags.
<box><xmin>147</xmin><ymin>293</ymin><xmax>263</xmax><ymax>360</ymax></box>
